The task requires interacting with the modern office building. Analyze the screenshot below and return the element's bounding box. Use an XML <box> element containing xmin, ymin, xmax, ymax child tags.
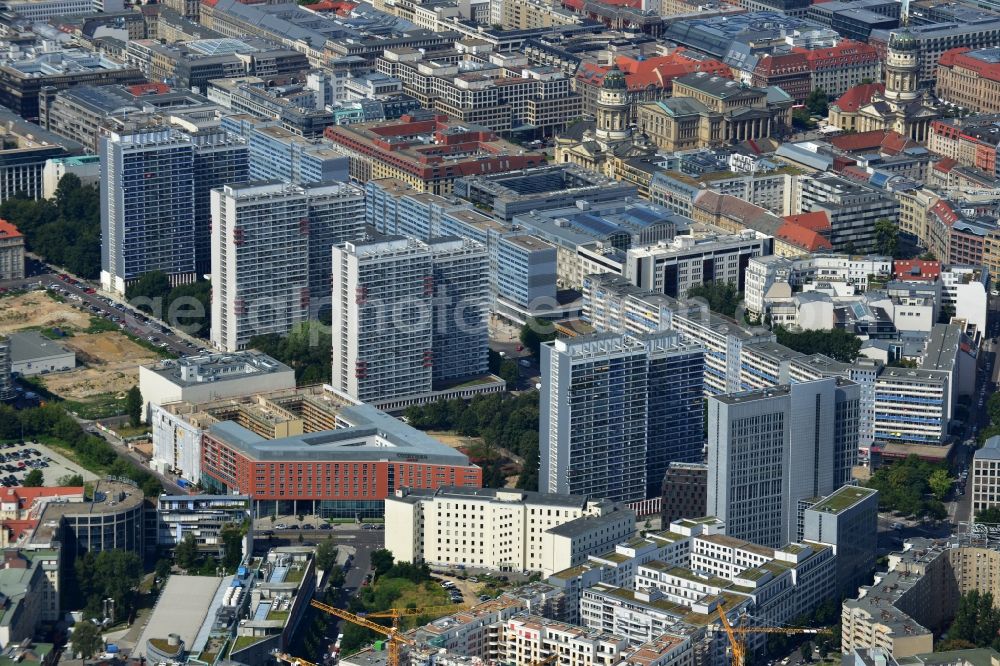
<box><xmin>156</xmin><ymin>494</ymin><xmax>253</xmax><ymax>552</ymax></box>
<box><xmin>802</xmin><ymin>485</ymin><xmax>878</xmax><ymax>600</ymax></box>
<box><xmin>541</xmin><ymin>331</ymin><xmax>704</xmax><ymax>503</ymax></box>
<box><xmin>0</xmin><ymin>219</ymin><xmax>24</xmax><ymax>281</ymax></box>
<box><xmin>228</xmin><ymin>120</ymin><xmax>350</xmax><ymax>186</ymax></box>
<box><xmin>624</xmin><ymin>231</ymin><xmax>772</xmax><ymax>298</ymax></box>
<box><xmin>496</xmin><ymin>235</ymin><xmax>558</xmax><ymax>317</ymax></box>
<box><xmin>200</xmin><ymin>404</ymin><xmax>482</xmax><ymax>518</ymax></box>
<box><xmin>427</xmin><ymin>237</ymin><xmax>489</xmax><ymax>384</ymax></box>
<box><xmin>150</xmin><ymin>385</ymin><xmax>345</xmax><ymax>484</ymax></box>
<box><xmin>37</xmin><ymin>480</ymin><xmax>145</xmax><ymax>557</ymax></box>
<box><xmin>707</xmin><ymin>377</ymin><xmax>860</xmax><ymax>548</ymax></box>
<box><xmin>660</xmin><ymin>462</ymin><xmax>708</xmax><ymax>525</ymax></box>
<box><xmin>453</xmin><ymin>165</ymin><xmax>637</xmax><ymax>222</ymax></box>
<box><xmin>972</xmin><ymin>436</ymin><xmax>1000</xmax><ymax>517</ymax></box>
<box><xmin>210</xmin><ymin>182</ymin><xmax>308</xmax><ymax>351</ymax></box>
<box><xmin>100</xmin><ymin>129</ymin><xmax>197</xmax><ymax>295</ymax></box>
<box><xmin>797</xmin><ymin>174</ymin><xmax>899</xmax><ymax>253</ymax></box>
<box><xmin>385</xmin><ymin>487</ymin><xmax>635</xmax><ymax>576</ymax></box>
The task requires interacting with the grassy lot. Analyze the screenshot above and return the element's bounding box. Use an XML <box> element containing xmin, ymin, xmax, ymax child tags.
<box><xmin>63</xmin><ymin>393</ymin><xmax>126</xmax><ymax>420</ymax></box>
<box><xmin>230</xmin><ymin>636</ymin><xmax>265</xmax><ymax>654</ymax></box>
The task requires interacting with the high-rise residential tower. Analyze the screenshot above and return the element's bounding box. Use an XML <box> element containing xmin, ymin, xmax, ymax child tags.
<box><xmin>541</xmin><ymin>331</ymin><xmax>704</xmax><ymax>503</ymax></box>
<box><xmin>100</xmin><ymin>128</ymin><xmax>195</xmax><ymax>295</ymax></box>
<box><xmin>190</xmin><ymin>128</ymin><xmax>248</xmax><ymax>276</ymax></box>
<box><xmin>331</xmin><ymin>236</ymin><xmax>435</xmax><ymax>404</ymax></box>
<box><xmin>706</xmin><ymin>377</ymin><xmax>860</xmax><ymax>548</ymax></box>
<box><xmin>210</xmin><ymin>182</ymin><xmax>310</xmax><ymax>352</ymax></box>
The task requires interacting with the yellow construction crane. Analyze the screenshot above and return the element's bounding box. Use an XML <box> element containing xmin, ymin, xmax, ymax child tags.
<box><xmin>275</xmin><ymin>652</ymin><xmax>319</xmax><ymax>666</ymax></box>
<box><xmin>311</xmin><ymin>599</ymin><xmax>555</xmax><ymax>666</ymax></box>
<box><xmin>715</xmin><ymin>606</ymin><xmax>829</xmax><ymax>666</ymax></box>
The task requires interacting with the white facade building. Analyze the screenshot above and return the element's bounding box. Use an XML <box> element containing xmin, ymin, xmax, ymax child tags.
<box><xmin>210</xmin><ymin>182</ymin><xmax>311</xmax><ymax>352</ymax></box>
<box><xmin>384</xmin><ymin>487</ymin><xmax>635</xmax><ymax>576</ymax></box>
<box><xmin>139</xmin><ymin>351</ymin><xmax>294</xmax><ymax>423</ymax></box>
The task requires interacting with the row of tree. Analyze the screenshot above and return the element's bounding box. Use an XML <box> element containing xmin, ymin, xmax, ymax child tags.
<box><xmin>976</xmin><ymin>393</ymin><xmax>1000</xmax><ymax>445</ymax></box>
<box><xmin>172</xmin><ymin>528</ymin><xmax>244</xmax><ymax>576</ymax></box>
<box><xmin>341</xmin><ymin>550</ymin><xmax>439</xmax><ymax>654</ymax></box>
<box><xmin>0</xmin><ymin>175</ymin><xmax>100</xmax><ymax>278</ymax></box>
<box><xmin>403</xmin><ymin>392</ymin><xmax>540</xmax><ymax>490</ymax></box>
<box><xmin>686</xmin><ymin>282</ymin><xmax>744</xmax><ymax>319</ymax></box>
<box><xmin>126</xmin><ymin>272</ymin><xmax>213</xmax><ymax>338</ymax></box>
<box><xmin>0</xmin><ymin>404</ymin><xmax>162</xmax><ymax>497</ymax></box>
<box><xmin>774</xmin><ymin>326</ymin><xmax>862</xmax><ymax>363</ymax></box>
<box><xmin>864</xmin><ymin>454</ymin><xmax>951</xmax><ymax>518</ymax></box>
<box><xmin>249</xmin><ymin>321</ymin><xmax>332</xmax><ymax>385</ymax></box>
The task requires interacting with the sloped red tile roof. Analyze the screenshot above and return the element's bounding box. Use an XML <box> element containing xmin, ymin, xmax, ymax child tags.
<box><xmin>782</xmin><ymin>211</ymin><xmax>830</xmax><ymax>231</ymax></box>
<box><xmin>1</xmin><ymin>520</ymin><xmax>37</xmax><ymax>543</ymax></box>
<box><xmin>0</xmin><ymin>219</ymin><xmax>22</xmax><ymax>239</ymax></box>
<box><xmin>934</xmin><ymin>157</ymin><xmax>958</xmax><ymax>173</ymax></box>
<box><xmin>832</xmin><ymin>82</ymin><xmax>884</xmax><ymax>113</ymax></box>
<box><xmin>577</xmin><ymin>51</ymin><xmax>731</xmax><ymax>91</ymax></box>
<box><xmin>940</xmin><ymin>47</ymin><xmax>1000</xmax><ymax>83</ymax></box>
<box><xmin>1</xmin><ymin>486</ymin><xmax>84</xmax><ymax>509</ymax></box>
<box><xmin>775</xmin><ymin>222</ymin><xmax>833</xmax><ymax>251</ymax></box>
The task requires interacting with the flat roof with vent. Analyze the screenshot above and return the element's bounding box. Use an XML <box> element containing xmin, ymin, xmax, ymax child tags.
<box><xmin>207</xmin><ymin>404</ymin><xmax>472</xmax><ymax>465</ymax></box>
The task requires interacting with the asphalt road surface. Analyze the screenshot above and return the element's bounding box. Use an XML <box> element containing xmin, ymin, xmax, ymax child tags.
<box><xmin>1</xmin><ymin>256</ymin><xmax>208</xmax><ymax>359</ymax></box>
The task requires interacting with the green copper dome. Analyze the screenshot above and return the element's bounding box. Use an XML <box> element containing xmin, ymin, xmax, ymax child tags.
<box><xmin>602</xmin><ymin>64</ymin><xmax>628</xmax><ymax>90</ymax></box>
<box><xmin>889</xmin><ymin>29</ymin><xmax>918</xmax><ymax>52</ymax></box>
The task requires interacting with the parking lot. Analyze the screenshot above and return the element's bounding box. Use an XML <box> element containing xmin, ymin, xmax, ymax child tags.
<box><xmin>0</xmin><ymin>441</ymin><xmax>99</xmax><ymax>488</ymax></box>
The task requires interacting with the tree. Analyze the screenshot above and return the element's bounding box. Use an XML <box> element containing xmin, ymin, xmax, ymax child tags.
<box><xmin>817</xmin><ymin>640</ymin><xmax>829</xmax><ymax>660</ymax></box>
<box><xmin>174</xmin><ymin>533</ymin><xmax>199</xmax><ymax>571</ymax></box>
<box><xmin>249</xmin><ymin>321</ymin><xmax>332</xmax><ymax>384</ymax></box>
<box><xmin>0</xmin><ymin>175</ymin><xmax>101</xmax><ymax>279</ymax></box>
<box><xmin>155</xmin><ymin>558</ymin><xmax>172</xmax><ymax>581</ymax></box>
<box><xmin>22</xmin><ymin>469</ymin><xmax>43</xmax><ymax>487</ymax></box>
<box><xmin>928</xmin><ymin>468</ymin><xmax>952</xmax><ymax>500</ymax></box>
<box><xmin>686</xmin><ymin>282</ymin><xmax>743</xmax><ymax>317</ymax></box>
<box><xmin>774</xmin><ymin>327</ymin><xmax>861</xmax><ymax>363</ymax></box>
<box><xmin>520</xmin><ymin>317</ymin><xmax>556</xmax><ymax>357</ymax></box>
<box><xmin>316</xmin><ymin>539</ymin><xmax>338</xmax><ymax>572</ymax></box>
<box><xmin>874</xmin><ymin>218</ymin><xmax>898</xmax><ymax>257</ymax></box>
<box><xmin>126</xmin><ymin>271</ymin><xmax>172</xmax><ymax>307</ymax></box>
<box><xmin>58</xmin><ymin>473</ymin><xmax>84</xmax><ymax>486</ymax></box>
<box><xmin>792</xmin><ymin>108</ymin><xmax>817</xmax><ymax>130</ymax></box>
<box><xmin>499</xmin><ymin>359</ymin><xmax>520</xmax><ymax>384</ymax></box>
<box><xmin>800</xmin><ymin>642</ymin><xmax>812</xmax><ymax>663</ymax></box>
<box><xmin>220</xmin><ymin>526</ymin><xmax>243</xmax><ymax>571</ymax></box>
<box><xmin>269</xmin><ymin>514</ymin><xmax>276</xmax><ymax>524</ymax></box>
<box><xmin>978</xmin><ymin>507</ymin><xmax>1000</xmax><ymax>523</ymax></box>
<box><xmin>806</xmin><ymin>88</ymin><xmax>829</xmax><ymax>117</ymax></box>
<box><xmin>125</xmin><ymin>386</ymin><xmax>142</xmax><ymax>427</ymax></box>
<box><xmin>71</xmin><ymin>620</ymin><xmax>104</xmax><ymax>659</ymax></box>
<box><xmin>370</xmin><ymin>549</ymin><xmax>395</xmax><ymax>579</ymax></box>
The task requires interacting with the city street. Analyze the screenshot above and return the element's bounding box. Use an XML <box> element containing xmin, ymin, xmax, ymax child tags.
<box><xmin>0</xmin><ymin>256</ymin><xmax>208</xmax><ymax>358</ymax></box>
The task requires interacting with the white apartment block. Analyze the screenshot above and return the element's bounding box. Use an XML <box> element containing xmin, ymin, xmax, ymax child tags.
<box><xmin>939</xmin><ymin>265</ymin><xmax>989</xmax><ymax>334</ymax></box>
<box><xmin>744</xmin><ymin>254</ymin><xmax>893</xmax><ymax>319</ymax></box>
<box><xmin>972</xmin><ymin>436</ymin><xmax>1000</xmax><ymax>516</ymax></box>
<box><xmin>210</xmin><ymin>182</ymin><xmax>311</xmax><ymax>352</ymax></box>
<box><xmin>745</xmin><ymin>255</ymin><xmax>792</xmax><ymax>319</ymax></box>
<box><xmin>384</xmin><ymin>487</ymin><xmax>635</xmax><ymax>576</ymax></box>
<box><xmin>4</xmin><ymin>0</ymin><xmax>123</xmax><ymax>20</ymax></box>
<box><xmin>873</xmin><ymin>367</ymin><xmax>949</xmax><ymax>448</ymax></box>
<box><xmin>332</xmin><ymin>235</ymin><xmax>434</xmax><ymax>404</ymax></box>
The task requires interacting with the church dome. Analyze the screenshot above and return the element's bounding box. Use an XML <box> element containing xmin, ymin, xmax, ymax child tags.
<box><xmin>888</xmin><ymin>29</ymin><xmax>918</xmax><ymax>52</ymax></box>
<box><xmin>602</xmin><ymin>64</ymin><xmax>628</xmax><ymax>90</ymax></box>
